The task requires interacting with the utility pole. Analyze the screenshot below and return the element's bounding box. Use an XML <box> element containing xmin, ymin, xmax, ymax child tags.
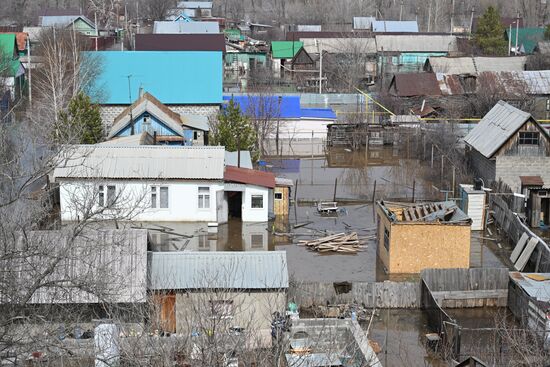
<box><xmin>515</xmin><ymin>12</ymin><xmax>520</xmax><ymax>55</ymax></box>
<box><xmin>399</xmin><ymin>0</ymin><xmax>403</xmax><ymax>21</ymax></box>
<box><xmin>427</xmin><ymin>0</ymin><xmax>432</xmax><ymax>33</ymax></box>
<box><xmin>316</xmin><ymin>40</ymin><xmax>322</xmax><ymax>94</ymax></box>
<box><xmin>26</xmin><ymin>36</ymin><xmax>31</xmax><ymax>108</ymax></box>
<box><xmin>450</xmin><ymin>0</ymin><xmax>455</xmax><ymax>35</ymax></box>
<box><xmin>509</xmin><ymin>24</ymin><xmax>512</xmax><ymax>55</ymax></box>
<box><xmin>127</xmin><ymin>75</ymin><xmax>134</xmax><ymax>135</ymax></box>
<box><xmin>469</xmin><ymin>6</ymin><xmax>475</xmax><ymax>40</ymax></box>
<box><xmin>94</xmin><ymin>12</ymin><xmax>98</xmax><ymax>51</ymax></box>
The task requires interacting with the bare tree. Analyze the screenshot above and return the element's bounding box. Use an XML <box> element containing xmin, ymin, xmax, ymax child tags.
<box><xmin>141</xmin><ymin>0</ymin><xmax>176</xmax><ymax>21</ymax></box>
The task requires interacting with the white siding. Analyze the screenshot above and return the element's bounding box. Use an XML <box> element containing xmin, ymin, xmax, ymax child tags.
<box><xmin>466</xmin><ymin>193</ymin><xmax>486</xmax><ymax>231</ymax></box>
<box><xmin>59</xmin><ymin>180</ymin><xmax>269</xmax><ymax>222</ymax></box>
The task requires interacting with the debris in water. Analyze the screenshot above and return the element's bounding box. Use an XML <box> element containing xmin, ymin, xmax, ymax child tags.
<box><xmin>298</xmin><ymin>232</ymin><xmax>367</xmax><ymax>254</ymax></box>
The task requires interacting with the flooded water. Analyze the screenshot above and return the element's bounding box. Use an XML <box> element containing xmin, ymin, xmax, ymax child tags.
<box><xmin>367</xmin><ymin>309</ymin><xmax>446</xmax><ymax>367</ymax></box>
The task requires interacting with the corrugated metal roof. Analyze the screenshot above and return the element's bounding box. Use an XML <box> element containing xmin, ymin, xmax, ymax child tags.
<box><xmin>389</xmin><ymin>73</ymin><xmax>441</xmax><ymax>97</ymax></box>
<box><xmin>301</xmin><ymin>37</ymin><xmax>376</xmax><ymax>55</ymax></box>
<box><xmin>510</xmin><ymin>272</ymin><xmax>550</xmax><ymax>303</ymax></box>
<box><xmin>177</xmin><ymin>1</ymin><xmax>213</xmax><ymax>9</ymax></box>
<box><xmin>54</xmin><ymin>145</ymin><xmax>226</xmax><ymax>180</ymax></box>
<box><xmin>3</xmin><ymin>229</ymin><xmax>148</xmax><ymax>304</ymax></box>
<box><xmin>135</xmin><ymin>33</ymin><xmax>225</xmax><ymax>51</ymax></box>
<box><xmin>353</xmin><ymin>17</ymin><xmax>376</xmax><ymax>30</ymax></box>
<box><xmin>86</xmin><ymin>51</ymin><xmax>222</xmax><ymax>105</ymax></box>
<box><xmin>536</xmin><ymin>41</ymin><xmax>550</xmax><ymax>54</ymax></box>
<box><xmin>225</xmin><ymin>151</ymin><xmax>253</xmax><ymax>169</ymax></box>
<box><xmin>100</xmin><ymin>132</ymin><xmax>154</xmax><ymax>146</ymax></box>
<box><xmin>297</xmin><ymin>25</ymin><xmax>322</xmax><ymax>32</ymax></box>
<box><xmin>372</xmin><ymin>20</ymin><xmax>418</xmax><ymax>33</ymax></box>
<box><xmin>287</xmin><ymin>31</ymin><xmax>372</xmax><ymax>40</ymax></box>
<box><xmin>426</xmin><ymin>56</ymin><xmax>527</xmax><ymax>74</ymax></box>
<box><xmin>224</xmin><ymin>166</ymin><xmax>276</xmax><ymax>188</ymax></box>
<box><xmin>153</xmin><ymin>21</ymin><xmax>219</xmax><ymax>34</ymax></box>
<box><xmin>376</xmin><ymin>35</ymin><xmax>457</xmax><ymax>52</ymax></box>
<box><xmin>148</xmin><ymin>251</ymin><xmax>289</xmax><ymax>289</ymax></box>
<box><xmin>40</xmin><ymin>15</ymin><xmax>95</xmax><ymax>29</ymax></box>
<box><xmin>271</xmin><ymin>41</ymin><xmax>304</xmax><ymax>59</ymax></box>
<box><xmin>463</xmin><ymin>101</ymin><xmax>532</xmax><ymax>158</ymax></box>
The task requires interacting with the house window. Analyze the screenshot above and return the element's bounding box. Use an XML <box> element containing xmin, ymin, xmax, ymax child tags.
<box><xmin>251</xmin><ymin>234</ymin><xmax>264</xmax><ymax>248</ymax></box>
<box><xmin>151</xmin><ymin>186</ymin><xmax>169</xmax><ymax>208</ymax></box>
<box><xmin>251</xmin><ymin>195</ymin><xmax>264</xmax><ymax>208</ymax></box>
<box><xmin>194</xmin><ymin>131</ymin><xmax>198</xmax><ymax>140</ymax></box>
<box><xmin>383</xmin><ymin>227</ymin><xmax>390</xmax><ymax>252</ymax></box>
<box><xmin>274</xmin><ymin>192</ymin><xmax>283</xmax><ymax>200</ymax></box>
<box><xmin>99</xmin><ymin>185</ymin><xmax>116</xmax><ymax>207</ymax></box>
<box><xmin>198</xmin><ymin>187</ymin><xmax>210</xmax><ymax>209</ymax></box>
<box><xmin>519</xmin><ymin>131</ymin><xmax>539</xmax><ymax>145</ymax></box>
<box><xmin>209</xmin><ymin>300</ymin><xmax>234</xmax><ymax>319</ymax></box>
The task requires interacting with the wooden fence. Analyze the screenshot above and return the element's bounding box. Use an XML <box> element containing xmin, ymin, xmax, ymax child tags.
<box><xmin>290</xmin><ymin>281</ymin><xmax>420</xmax><ymax>309</ymax></box>
<box><xmin>490</xmin><ymin>195</ymin><xmax>550</xmax><ymax>273</ymax></box>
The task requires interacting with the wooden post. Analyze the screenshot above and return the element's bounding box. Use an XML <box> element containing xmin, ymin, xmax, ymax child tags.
<box><xmin>333</xmin><ymin>178</ymin><xmax>338</xmax><ymax>202</ymax></box>
<box><xmin>440</xmin><ymin>155</ymin><xmax>444</xmax><ymax>184</ymax></box>
<box><xmin>294</xmin><ymin>179</ymin><xmax>298</xmax><ymax>203</ymax></box>
<box><xmin>431</xmin><ymin>145</ymin><xmax>434</xmax><ymax>168</ymax></box>
<box><xmin>372</xmin><ymin>180</ymin><xmax>377</xmax><ymax>203</ymax></box>
<box><xmin>452</xmin><ymin>166</ymin><xmax>456</xmax><ymax>198</ymax></box>
<box><xmin>412</xmin><ymin>180</ymin><xmax>416</xmax><ymax>203</ymax></box>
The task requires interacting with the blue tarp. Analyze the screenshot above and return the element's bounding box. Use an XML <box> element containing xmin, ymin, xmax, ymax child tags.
<box><xmin>223</xmin><ymin>96</ymin><xmax>336</xmax><ymax>120</ymax></box>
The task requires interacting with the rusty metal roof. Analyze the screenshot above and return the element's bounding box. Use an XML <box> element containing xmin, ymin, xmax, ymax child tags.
<box><xmin>520</xmin><ymin>176</ymin><xmax>544</xmax><ymax>186</ymax></box>
<box><xmin>224</xmin><ymin>166</ymin><xmax>276</xmax><ymax>188</ymax></box>
<box><xmin>389</xmin><ymin>73</ymin><xmax>441</xmax><ymax>97</ymax></box>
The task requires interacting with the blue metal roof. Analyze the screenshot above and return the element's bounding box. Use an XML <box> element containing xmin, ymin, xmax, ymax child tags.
<box><xmin>86</xmin><ymin>51</ymin><xmax>222</xmax><ymax>105</ymax></box>
<box><xmin>223</xmin><ymin>95</ymin><xmax>336</xmax><ymax>120</ymax></box>
<box><xmin>372</xmin><ymin>20</ymin><xmax>419</xmax><ymax>33</ymax></box>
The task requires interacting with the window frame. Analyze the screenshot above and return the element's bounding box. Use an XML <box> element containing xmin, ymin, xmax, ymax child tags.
<box><xmin>518</xmin><ymin>131</ymin><xmax>540</xmax><ymax>145</ymax></box>
<box><xmin>99</xmin><ymin>185</ymin><xmax>116</xmax><ymax>207</ymax></box>
<box><xmin>150</xmin><ymin>185</ymin><xmax>169</xmax><ymax>209</ymax></box>
<box><xmin>274</xmin><ymin>192</ymin><xmax>283</xmax><ymax>200</ymax></box>
<box><xmin>251</xmin><ymin>194</ymin><xmax>264</xmax><ymax>209</ymax></box>
<box><xmin>198</xmin><ymin>186</ymin><xmax>211</xmax><ymax>209</ymax></box>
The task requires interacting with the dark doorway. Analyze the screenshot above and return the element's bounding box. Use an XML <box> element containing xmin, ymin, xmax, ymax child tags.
<box><xmin>542</xmin><ymin>197</ymin><xmax>550</xmax><ymax>225</ymax></box>
<box><xmin>227</xmin><ymin>191</ymin><xmax>242</xmax><ymax>219</ymax></box>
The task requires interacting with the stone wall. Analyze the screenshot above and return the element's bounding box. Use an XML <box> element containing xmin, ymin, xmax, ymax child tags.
<box><xmin>496</xmin><ymin>155</ymin><xmax>550</xmax><ymax>192</ymax></box>
<box><xmin>99</xmin><ymin>104</ymin><xmax>220</xmax><ymax>131</ymax></box>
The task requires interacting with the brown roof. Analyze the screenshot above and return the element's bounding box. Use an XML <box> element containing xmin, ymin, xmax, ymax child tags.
<box><xmin>113</xmin><ymin>92</ymin><xmax>182</xmax><ymax>125</ymax></box>
<box><xmin>224</xmin><ymin>166</ymin><xmax>275</xmax><ymax>188</ymax></box>
<box><xmin>0</xmin><ymin>32</ymin><xmax>27</xmax><ymax>51</ymax></box>
<box><xmin>520</xmin><ymin>176</ymin><xmax>544</xmax><ymax>187</ymax></box>
<box><xmin>389</xmin><ymin>73</ymin><xmax>441</xmax><ymax>97</ymax></box>
<box><xmin>135</xmin><ymin>34</ymin><xmax>225</xmax><ymax>52</ymax></box>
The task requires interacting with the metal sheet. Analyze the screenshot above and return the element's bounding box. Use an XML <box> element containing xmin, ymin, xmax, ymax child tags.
<box><xmin>148</xmin><ymin>251</ymin><xmax>289</xmax><ymax>289</ymax></box>
<box><xmin>515</xmin><ymin>237</ymin><xmax>539</xmax><ymax>271</ymax></box>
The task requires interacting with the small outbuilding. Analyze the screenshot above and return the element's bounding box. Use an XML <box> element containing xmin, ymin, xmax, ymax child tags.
<box><xmin>376</xmin><ymin>200</ymin><xmax>472</xmax><ymax>274</ymax></box>
<box><xmin>274</xmin><ymin>177</ymin><xmax>293</xmax><ymax>217</ymax></box>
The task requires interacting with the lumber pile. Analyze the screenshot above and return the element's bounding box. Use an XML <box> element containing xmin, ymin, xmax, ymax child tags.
<box><xmin>298</xmin><ymin>232</ymin><xmax>367</xmax><ymax>254</ymax></box>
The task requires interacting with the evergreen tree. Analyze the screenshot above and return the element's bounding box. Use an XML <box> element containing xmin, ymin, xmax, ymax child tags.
<box><xmin>58</xmin><ymin>93</ymin><xmax>103</xmax><ymax>144</ymax></box>
<box><xmin>212</xmin><ymin>98</ymin><xmax>258</xmax><ymax>161</ymax></box>
<box><xmin>475</xmin><ymin>6</ymin><xmax>508</xmax><ymax>56</ymax></box>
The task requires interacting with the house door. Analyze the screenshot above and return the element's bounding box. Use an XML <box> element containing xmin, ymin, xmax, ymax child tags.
<box><xmin>153</xmin><ymin>293</ymin><xmax>176</xmax><ymax>333</ymax></box>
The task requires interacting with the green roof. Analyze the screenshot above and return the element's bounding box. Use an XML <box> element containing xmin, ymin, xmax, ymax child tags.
<box><xmin>0</xmin><ymin>33</ymin><xmax>21</xmax><ymax>76</ymax></box>
<box><xmin>224</xmin><ymin>28</ymin><xmax>244</xmax><ymax>41</ymax></box>
<box><xmin>506</xmin><ymin>27</ymin><xmax>545</xmax><ymax>54</ymax></box>
<box><xmin>271</xmin><ymin>41</ymin><xmax>303</xmax><ymax>59</ymax></box>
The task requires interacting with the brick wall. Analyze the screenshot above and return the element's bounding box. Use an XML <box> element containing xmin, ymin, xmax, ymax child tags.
<box><xmin>99</xmin><ymin>104</ymin><xmax>220</xmax><ymax>131</ymax></box>
<box><xmin>496</xmin><ymin>155</ymin><xmax>550</xmax><ymax>192</ymax></box>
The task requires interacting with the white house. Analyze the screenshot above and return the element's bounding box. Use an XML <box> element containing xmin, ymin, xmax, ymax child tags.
<box><xmin>53</xmin><ymin>145</ymin><xmax>274</xmax><ymax>223</ymax></box>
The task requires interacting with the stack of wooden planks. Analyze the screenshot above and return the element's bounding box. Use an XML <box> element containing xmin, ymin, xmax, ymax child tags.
<box><xmin>298</xmin><ymin>232</ymin><xmax>367</xmax><ymax>254</ymax></box>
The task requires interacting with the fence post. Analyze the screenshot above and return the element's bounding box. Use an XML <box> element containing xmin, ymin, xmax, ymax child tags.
<box><xmin>412</xmin><ymin>180</ymin><xmax>416</xmax><ymax>203</ymax></box>
<box><xmin>372</xmin><ymin>180</ymin><xmax>377</xmax><ymax>203</ymax></box>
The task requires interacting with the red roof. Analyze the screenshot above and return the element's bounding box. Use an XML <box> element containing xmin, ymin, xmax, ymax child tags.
<box><xmin>0</xmin><ymin>32</ymin><xmax>27</xmax><ymax>51</ymax></box>
<box><xmin>224</xmin><ymin>166</ymin><xmax>275</xmax><ymax>188</ymax></box>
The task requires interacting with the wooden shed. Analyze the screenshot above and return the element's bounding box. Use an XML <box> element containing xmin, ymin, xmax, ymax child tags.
<box><xmin>274</xmin><ymin>177</ymin><xmax>293</xmax><ymax>217</ymax></box>
<box><xmin>376</xmin><ymin>200</ymin><xmax>472</xmax><ymax>274</ymax></box>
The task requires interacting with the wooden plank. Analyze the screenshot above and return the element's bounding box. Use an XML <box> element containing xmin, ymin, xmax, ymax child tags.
<box><xmin>510</xmin><ymin>232</ymin><xmax>529</xmax><ymax>263</ymax></box>
<box><xmin>515</xmin><ymin>237</ymin><xmax>539</xmax><ymax>271</ymax></box>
